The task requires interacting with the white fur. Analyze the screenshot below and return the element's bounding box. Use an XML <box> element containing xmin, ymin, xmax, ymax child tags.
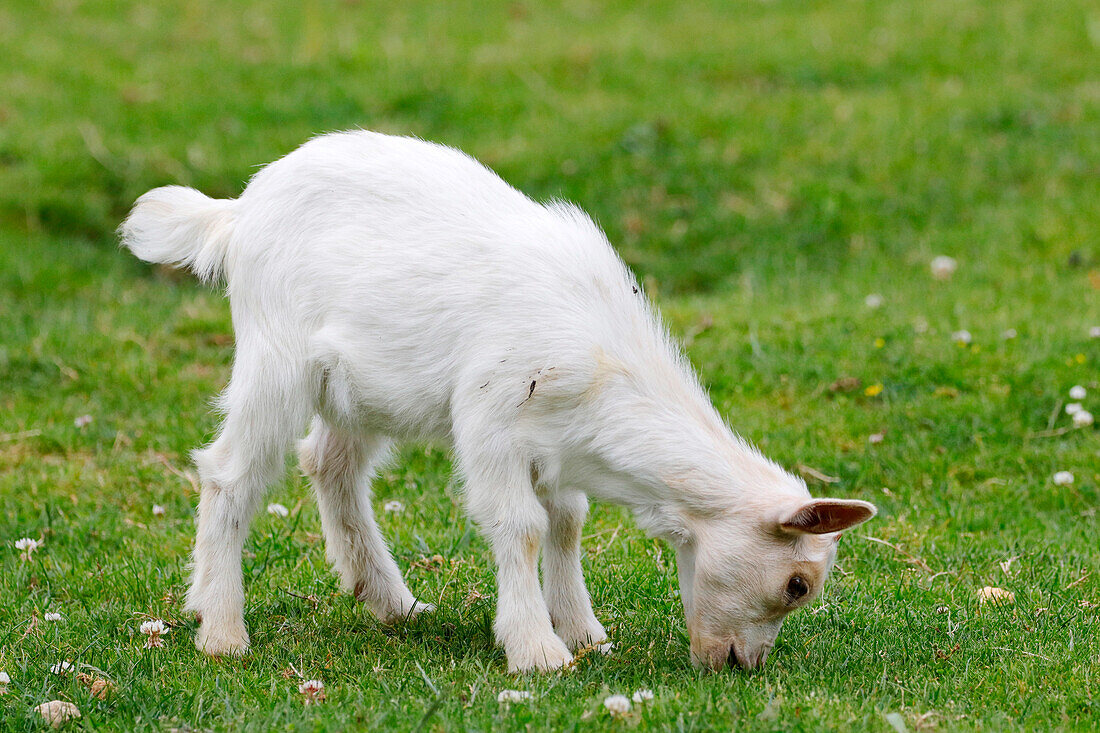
<box><xmin>120</xmin><ymin>131</ymin><xmax>875</xmax><ymax>671</ymax></box>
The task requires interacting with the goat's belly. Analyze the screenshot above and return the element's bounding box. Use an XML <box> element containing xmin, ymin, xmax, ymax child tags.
<box><xmin>311</xmin><ymin>346</ymin><xmax>454</xmax><ymax>444</ymax></box>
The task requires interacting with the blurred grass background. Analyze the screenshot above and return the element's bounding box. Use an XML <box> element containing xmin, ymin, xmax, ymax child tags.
<box><xmin>5</xmin><ymin>0</ymin><xmax>1099</xmax><ymax>290</ymax></box>
<box><xmin>1</xmin><ymin>0</ymin><xmax>1099</xmax><ymax>730</ymax></box>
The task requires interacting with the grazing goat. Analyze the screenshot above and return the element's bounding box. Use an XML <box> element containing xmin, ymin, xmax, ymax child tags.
<box><xmin>120</xmin><ymin>131</ymin><xmax>875</xmax><ymax>672</ymax></box>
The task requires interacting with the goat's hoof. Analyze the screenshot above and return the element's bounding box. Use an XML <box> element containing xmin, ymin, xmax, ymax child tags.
<box><xmin>406</xmin><ymin>600</ymin><xmax>435</xmax><ymax>620</ymax></box>
<box><xmin>506</xmin><ymin>636</ymin><xmax>574</xmax><ymax>673</ymax></box>
<box><xmin>195</xmin><ymin>621</ymin><xmax>249</xmax><ymax>657</ymax></box>
<box><xmin>378</xmin><ymin>600</ymin><xmax>435</xmax><ymax>624</ymax></box>
<box><xmin>558</xmin><ymin>621</ymin><xmax>611</xmax><ymax>654</ymax></box>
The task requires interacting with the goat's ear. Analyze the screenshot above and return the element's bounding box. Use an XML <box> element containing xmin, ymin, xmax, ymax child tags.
<box><xmin>779</xmin><ymin>498</ymin><xmax>877</xmax><ymax>535</ymax></box>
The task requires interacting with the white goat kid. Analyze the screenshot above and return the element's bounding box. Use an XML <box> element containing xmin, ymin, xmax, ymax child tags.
<box><xmin>120</xmin><ymin>131</ymin><xmax>876</xmax><ymax>672</ymax></box>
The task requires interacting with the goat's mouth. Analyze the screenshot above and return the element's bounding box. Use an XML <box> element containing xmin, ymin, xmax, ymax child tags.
<box><xmin>690</xmin><ymin>629</ymin><xmax>772</xmax><ymax>671</ymax></box>
<box><xmin>725</xmin><ymin>642</ymin><xmax>771</xmax><ymax>671</ymax></box>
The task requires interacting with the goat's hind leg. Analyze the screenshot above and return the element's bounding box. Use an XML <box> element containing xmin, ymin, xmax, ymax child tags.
<box><xmin>185</xmin><ymin>352</ymin><xmax>308</xmax><ymax>656</ymax></box>
<box><xmin>299</xmin><ymin>417</ymin><xmax>431</xmax><ymax>623</ymax></box>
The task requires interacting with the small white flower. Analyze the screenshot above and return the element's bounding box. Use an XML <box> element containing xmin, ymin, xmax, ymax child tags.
<box><xmin>912</xmin><ymin>317</ymin><xmax>929</xmax><ymax>334</ymax></box>
<box><xmin>50</xmin><ymin>661</ymin><xmax>74</xmax><ymax>675</ymax></box>
<box><xmin>140</xmin><ymin>619</ymin><xmax>167</xmax><ymax>635</ymax></box>
<box><xmin>632</xmin><ymin>689</ymin><xmax>654</xmax><ymax>704</ymax></box>
<box><xmin>497</xmin><ymin>689</ymin><xmax>532</xmax><ymax>705</ymax></box>
<box><xmin>930</xmin><ymin>255</ymin><xmax>957</xmax><ymax>280</ymax></box>
<box><xmin>604</xmin><ymin>694</ymin><xmax>632</xmax><ymax>716</ymax></box>
<box><xmin>1069</xmin><ymin>385</ymin><xmax>1086</xmax><ymax>400</ymax></box>
<box><xmin>383</xmin><ymin>500</ymin><xmax>405</xmax><ymax>514</ymax></box>
<box><xmin>868</xmin><ymin>432</ymin><xmax>885</xmax><ymax>444</ymax></box>
<box><xmin>1072</xmin><ymin>410</ymin><xmax>1094</xmax><ymax>428</ymax></box>
<box><xmin>35</xmin><ymin>700</ymin><xmax>81</xmax><ymax>727</ymax></box>
<box><xmin>0</xmin><ymin>671</ymin><xmax>10</xmax><ymax>685</ymax></box>
<box><xmin>1001</xmin><ymin>328</ymin><xmax>1017</xmax><ymax>339</ymax></box>
<box><xmin>74</xmin><ymin>414</ymin><xmax>93</xmax><ymax>428</ymax></box>
<box><xmin>44</xmin><ymin>612</ymin><xmax>62</xmax><ymax>622</ymax></box>
<box><xmin>299</xmin><ymin>679</ymin><xmax>326</xmax><ymax>704</ymax></box>
<box><xmin>140</xmin><ymin>619</ymin><xmax>169</xmax><ymax>648</ymax></box>
<box><xmin>1091</xmin><ymin>326</ymin><xmax>1100</xmax><ymax>339</ymax></box>
<box><xmin>299</xmin><ymin>679</ymin><xmax>324</xmax><ymax>694</ymax></box>
<box><xmin>1053</xmin><ymin>471</ymin><xmax>1074</xmax><ymax>486</ymax></box>
<box><xmin>1066</xmin><ymin>403</ymin><xmax>1083</xmax><ymax>415</ymax></box>
<box><xmin>951</xmin><ymin>330</ymin><xmax>972</xmax><ymax>345</ymax></box>
<box><xmin>267</xmin><ymin>503</ymin><xmax>289</xmax><ymax>518</ymax></box>
<box><xmin>15</xmin><ymin>537</ymin><xmax>41</xmax><ymax>560</ymax></box>
<box><xmin>151</xmin><ymin>504</ymin><xmax>166</xmax><ymax>516</ymax></box>
<box><xmin>864</xmin><ymin>293</ymin><xmax>884</xmax><ymax>309</ymax></box>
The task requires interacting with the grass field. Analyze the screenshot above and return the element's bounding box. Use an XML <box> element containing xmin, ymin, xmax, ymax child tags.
<box><xmin>2</xmin><ymin>0</ymin><xmax>1099</xmax><ymax>729</ymax></box>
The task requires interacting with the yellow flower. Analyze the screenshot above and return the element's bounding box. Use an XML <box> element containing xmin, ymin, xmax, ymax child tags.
<box><xmin>864</xmin><ymin>383</ymin><xmax>883</xmax><ymax>397</ymax></box>
<box><xmin>874</xmin><ymin>337</ymin><xmax>885</xmax><ymax>349</ymax></box>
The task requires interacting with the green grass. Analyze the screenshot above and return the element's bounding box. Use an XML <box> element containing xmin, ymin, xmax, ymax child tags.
<box><xmin>2</xmin><ymin>0</ymin><xmax>1099</xmax><ymax>729</ymax></box>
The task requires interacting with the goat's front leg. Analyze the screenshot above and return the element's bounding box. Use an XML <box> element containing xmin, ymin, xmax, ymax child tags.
<box><xmin>541</xmin><ymin>491</ymin><xmax>610</xmax><ymax>653</ymax></box>
<box><xmin>463</xmin><ymin>456</ymin><xmax>572</xmax><ymax>672</ymax></box>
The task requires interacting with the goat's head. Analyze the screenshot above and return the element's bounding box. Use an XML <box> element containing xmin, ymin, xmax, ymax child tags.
<box><xmin>675</xmin><ymin>491</ymin><xmax>875</xmax><ymax>671</ymax></box>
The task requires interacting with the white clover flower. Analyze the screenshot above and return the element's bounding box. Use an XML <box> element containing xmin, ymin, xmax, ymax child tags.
<box><xmin>1069</xmin><ymin>385</ymin><xmax>1086</xmax><ymax>400</ymax></box>
<box><xmin>497</xmin><ymin>689</ymin><xmax>532</xmax><ymax>705</ymax></box>
<box><xmin>15</xmin><ymin>537</ymin><xmax>39</xmax><ymax>559</ymax></box>
<box><xmin>140</xmin><ymin>619</ymin><xmax>167</xmax><ymax>635</ymax></box>
<box><xmin>1066</xmin><ymin>403</ymin><xmax>1083</xmax><ymax>415</ymax></box>
<box><xmin>864</xmin><ymin>293</ymin><xmax>884</xmax><ymax>309</ymax></box>
<box><xmin>0</xmin><ymin>670</ymin><xmax>10</xmax><ymax>685</ymax></box>
<box><xmin>35</xmin><ymin>700</ymin><xmax>81</xmax><ymax>727</ymax></box>
<box><xmin>299</xmin><ymin>679</ymin><xmax>325</xmax><ymax>694</ymax></box>
<box><xmin>50</xmin><ymin>661</ymin><xmax>74</xmax><ymax>675</ymax></box>
<box><xmin>951</xmin><ymin>330</ymin><xmax>972</xmax><ymax>345</ymax></box>
<box><xmin>1072</xmin><ymin>410</ymin><xmax>1094</xmax><ymax>428</ymax></box>
<box><xmin>383</xmin><ymin>500</ymin><xmax>405</xmax><ymax>514</ymax></box>
<box><xmin>140</xmin><ymin>619</ymin><xmax>169</xmax><ymax>648</ymax></box>
<box><xmin>14</xmin><ymin>537</ymin><xmax>38</xmax><ymax>551</ymax></box>
<box><xmin>930</xmin><ymin>255</ymin><xmax>957</xmax><ymax>280</ymax></box>
<box><xmin>1091</xmin><ymin>326</ymin><xmax>1100</xmax><ymax>339</ymax></box>
<box><xmin>868</xmin><ymin>432</ymin><xmax>885</xmax><ymax>444</ymax></box>
<box><xmin>1001</xmin><ymin>328</ymin><xmax>1017</xmax><ymax>339</ymax></box>
<box><xmin>267</xmin><ymin>503</ymin><xmax>289</xmax><ymax>518</ymax></box>
<box><xmin>44</xmin><ymin>612</ymin><xmax>62</xmax><ymax>622</ymax></box>
<box><xmin>1053</xmin><ymin>471</ymin><xmax>1074</xmax><ymax>486</ymax></box>
<box><xmin>604</xmin><ymin>694</ymin><xmax>632</xmax><ymax>716</ymax></box>
<box><xmin>152</xmin><ymin>504</ymin><xmax>166</xmax><ymax>516</ymax></box>
<box><xmin>74</xmin><ymin>414</ymin><xmax>93</xmax><ymax>428</ymax></box>
<box><xmin>632</xmin><ymin>689</ymin><xmax>654</xmax><ymax>704</ymax></box>
<box><xmin>299</xmin><ymin>679</ymin><xmax>326</xmax><ymax>704</ymax></box>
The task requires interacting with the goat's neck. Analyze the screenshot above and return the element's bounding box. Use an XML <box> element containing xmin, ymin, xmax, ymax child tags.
<box><xmin>582</xmin><ymin>370</ymin><xmax>786</xmax><ymax>542</ymax></box>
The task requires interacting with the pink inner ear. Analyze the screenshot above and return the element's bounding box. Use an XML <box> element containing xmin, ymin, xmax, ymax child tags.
<box><xmin>781</xmin><ymin>499</ymin><xmax>876</xmax><ymax>534</ymax></box>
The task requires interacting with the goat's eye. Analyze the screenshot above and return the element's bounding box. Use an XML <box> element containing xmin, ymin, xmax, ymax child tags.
<box><xmin>786</xmin><ymin>575</ymin><xmax>810</xmax><ymax>601</ymax></box>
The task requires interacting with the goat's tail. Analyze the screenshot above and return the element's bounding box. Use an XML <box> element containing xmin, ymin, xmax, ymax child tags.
<box><xmin>119</xmin><ymin>186</ymin><xmax>236</xmax><ymax>283</ymax></box>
